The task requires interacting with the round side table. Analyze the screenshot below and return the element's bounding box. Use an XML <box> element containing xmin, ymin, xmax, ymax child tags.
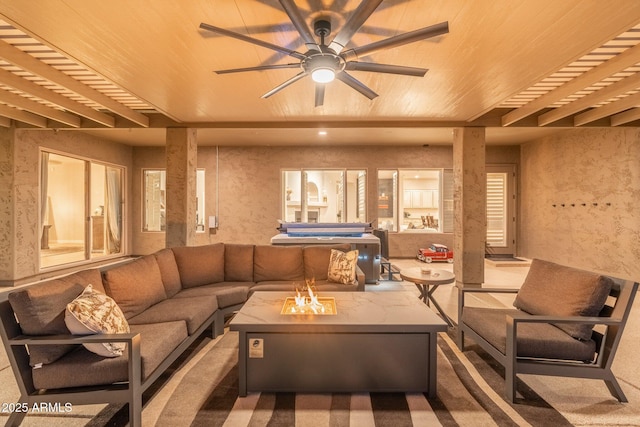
<box><xmin>400</xmin><ymin>267</ymin><xmax>456</xmax><ymax>326</ymax></box>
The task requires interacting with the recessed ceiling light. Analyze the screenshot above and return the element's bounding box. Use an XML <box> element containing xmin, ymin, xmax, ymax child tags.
<box><xmin>318</xmin><ymin>130</ymin><xmax>327</xmax><ymax>136</ymax></box>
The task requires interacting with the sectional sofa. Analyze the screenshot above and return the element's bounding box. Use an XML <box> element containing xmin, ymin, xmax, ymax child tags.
<box><xmin>0</xmin><ymin>243</ymin><xmax>363</xmax><ymax>427</ymax></box>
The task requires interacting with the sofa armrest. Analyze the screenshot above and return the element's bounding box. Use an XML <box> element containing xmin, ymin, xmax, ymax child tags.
<box><xmin>458</xmin><ymin>287</ymin><xmax>519</xmax><ymax>309</ymax></box>
<box><xmin>458</xmin><ymin>287</ymin><xmax>520</xmax><ymax>325</ymax></box>
<box><xmin>355</xmin><ymin>265</ymin><xmax>366</xmax><ymax>291</ymax></box>
<box><xmin>9</xmin><ymin>332</ymin><xmax>140</xmax><ymax>346</ymax></box>
<box><xmin>506</xmin><ymin>312</ymin><xmax>622</xmax><ymax>326</ymax></box>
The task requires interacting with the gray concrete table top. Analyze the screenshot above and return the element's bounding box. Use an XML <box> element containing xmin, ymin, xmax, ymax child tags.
<box><xmin>229</xmin><ymin>291</ymin><xmax>447</xmax><ymax>333</ymax></box>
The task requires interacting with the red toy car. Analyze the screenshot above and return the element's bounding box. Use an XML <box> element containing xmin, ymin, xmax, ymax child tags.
<box><xmin>417</xmin><ymin>244</ymin><xmax>454</xmax><ymax>263</ymax></box>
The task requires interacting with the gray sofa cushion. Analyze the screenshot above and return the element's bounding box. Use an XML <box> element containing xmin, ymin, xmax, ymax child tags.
<box><xmin>103</xmin><ymin>255</ymin><xmax>167</xmax><ymax>319</ymax></box>
<box><xmin>302</xmin><ymin>244</ymin><xmax>350</xmax><ymax>280</ymax></box>
<box><xmin>463</xmin><ymin>307</ymin><xmax>596</xmax><ymax>362</ymax></box>
<box><xmin>224</xmin><ymin>244</ymin><xmax>254</xmax><ymax>282</ymax></box>
<box><xmin>8</xmin><ymin>269</ymin><xmax>102</xmax><ymax>366</ymax></box>
<box><xmin>250</xmin><ymin>281</ymin><xmax>302</xmax><ymax>293</ymax></box>
<box><xmin>172</xmin><ymin>243</ymin><xmax>225</xmax><ymax>288</ymax></box>
<box><xmin>32</xmin><ymin>321</ymin><xmax>188</xmax><ymax>390</ymax></box>
<box><xmin>173</xmin><ymin>284</ymin><xmax>250</xmax><ymax>309</ymax></box>
<box><xmin>513</xmin><ymin>259</ymin><xmax>613</xmax><ymax>340</ymax></box>
<box><xmin>254</xmin><ymin>245</ymin><xmax>304</xmax><ymax>282</ymax></box>
<box><xmin>127</xmin><ymin>296</ymin><xmax>218</xmax><ymax>334</ymax></box>
<box><xmin>153</xmin><ymin>248</ymin><xmax>182</xmax><ymax>297</ymax></box>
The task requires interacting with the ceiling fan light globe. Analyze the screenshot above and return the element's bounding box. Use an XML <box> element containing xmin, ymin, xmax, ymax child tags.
<box><xmin>311</xmin><ymin>68</ymin><xmax>335</xmax><ymax>83</ymax></box>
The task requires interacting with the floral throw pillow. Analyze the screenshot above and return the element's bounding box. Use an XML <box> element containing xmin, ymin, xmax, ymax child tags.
<box><xmin>327</xmin><ymin>249</ymin><xmax>359</xmax><ymax>285</ymax></box>
<box><xmin>64</xmin><ymin>284</ymin><xmax>130</xmax><ymax>357</ymax></box>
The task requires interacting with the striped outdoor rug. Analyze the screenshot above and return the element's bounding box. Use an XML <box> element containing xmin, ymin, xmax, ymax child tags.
<box><xmin>91</xmin><ymin>330</ymin><xmax>572</xmax><ymax>427</ymax></box>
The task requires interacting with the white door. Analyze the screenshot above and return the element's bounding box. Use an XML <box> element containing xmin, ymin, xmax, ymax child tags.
<box><xmin>486</xmin><ymin>165</ymin><xmax>516</xmax><ymax>256</ymax></box>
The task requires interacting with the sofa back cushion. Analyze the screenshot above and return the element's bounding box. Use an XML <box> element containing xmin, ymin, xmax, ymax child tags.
<box><xmin>172</xmin><ymin>243</ymin><xmax>225</xmax><ymax>288</ymax></box>
<box><xmin>103</xmin><ymin>255</ymin><xmax>167</xmax><ymax>319</ymax></box>
<box><xmin>153</xmin><ymin>248</ymin><xmax>182</xmax><ymax>297</ymax></box>
<box><xmin>303</xmin><ymin>244</ymin><xmax>351</xmax><ymax>280</ymax></box>
<box><xmin>254</xmin><ymin>245</ymin><xmax>304</xmax><ymax>282</ymax></box>
<box><xmin>7</xmin><ymin>268</ymin><xmax>103</xmax><ymax>366</ymax></box>
<box><xmin>513</xmin><ymin>259</ymin><xmax>613</xmax><ymax>340</ymax></box>
<box><xmin>224</xmin><ymin>244</ymin><xmax>254</xmax><ymax>282</ymax></box>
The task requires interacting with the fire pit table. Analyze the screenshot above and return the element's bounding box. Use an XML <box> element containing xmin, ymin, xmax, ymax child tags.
<box><xmin>229</xmin><ymin>291</ymin><xmax>447</xmax><ymax>397</ymax></box>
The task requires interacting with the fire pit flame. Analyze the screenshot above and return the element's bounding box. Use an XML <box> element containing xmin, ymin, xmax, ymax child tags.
<box><xmin>282</xmin><ymin>287</ymin><xmax>336</xmax><ymax>315</ymax></box>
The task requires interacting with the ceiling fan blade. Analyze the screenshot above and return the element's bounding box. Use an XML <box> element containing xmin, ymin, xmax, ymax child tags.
<box><xmin>199</xmin><ymin>22</ymin><xmax>307</xmax><ymax>60</ymax></box>
<box><xmin>345</xmin><ymin>61</ymin><xmax>427</xmax><ymax>77</ymax></box>
<box><xmin>336</xmin><ymin>71</ymin><xmax>378</xmax><ymax>100</ymax></box>
<box><xmin>216</xmin><ymin>63</ymin><xmax>300</xmax><ymax>74</ymax></box>
<box><xmin>341</xmin><ymin>21</ymin><xmax>449</xmax><ymax>61</ymax></box>
<box><xmin>278</xmin><ymin>0</ymin><xmax>321</xmax><ymax>51</ymax></box>
<box><xmin>328</xmin><ymin>0</ymin><xmax>383</xmax><ymax>54</ymax></box>
<box><xmin>315</xmin><ymin>84</ymin><xmax>325</xmax><ymax>107</ymax></box>
<box><xmin>261</xmin><ymin>71</ymin><xmax>308</xmax><ymax>98</ymax></box>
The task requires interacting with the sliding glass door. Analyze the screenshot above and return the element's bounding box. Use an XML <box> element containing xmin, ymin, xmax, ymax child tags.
<box><xmin>40</xmin><ymin>151</ymin><xmax>125</xmax><ymax>268</ymax></box>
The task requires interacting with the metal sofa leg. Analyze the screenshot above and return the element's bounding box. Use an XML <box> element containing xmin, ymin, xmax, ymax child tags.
<box><xmin>456</xmin><ymin>327</ymin><xmax>465</xmax><ymax>351</ymax></box>
<box><xmin>6</xmin><ymin>407</ymin><xmax>27</xmax><ymax>426</ymax></box>
<box><xmin>456</xmin><ymin>287</ymin><xmax>465</xmax><ymax>351</ymax></box>
<box><xmin>604</xmin><ymin>374</ymin><xmax>628</xmax><ymax>403</ymax></box>
<box><xmin>505</xmin><ymin>317</ymin><xmax>517</xmax><ymax>403</ymax></box>
<box><xmin>214</xmin><ymin>311</ymin><xmax>224</xmax><ymax>337</ymax></box>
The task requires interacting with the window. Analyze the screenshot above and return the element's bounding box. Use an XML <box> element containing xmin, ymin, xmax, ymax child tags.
<box><xmin>377</xmin><ymin>168</ymin><xmax>453</xmax><ymax>233</ymax></box>
<box><xmin>282</xmin><ymin>169</ymin><xmax>366</xmax><ymax>223</ymax></box>
<box><xmin>40</xmin><ymin>151</ymin><xmax>125</xmax><ymax>268</ymax></box>
<box><xmin>143</xmin><ymin>169</ymin><xmax>205</xmax><ymax>232</ymax></box>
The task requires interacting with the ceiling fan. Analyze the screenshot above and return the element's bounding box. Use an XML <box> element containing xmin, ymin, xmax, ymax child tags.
<box><xmin>199</xmin><ymin>0</ymin><xmax>449</xmax><ymax>106</ymax></box>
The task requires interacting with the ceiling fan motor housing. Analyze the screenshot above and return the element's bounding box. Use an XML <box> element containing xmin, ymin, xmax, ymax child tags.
<box><xmin>314</xmin><ymin>19</ymin><xmax>332</xmax><ymax>38</ymax></box>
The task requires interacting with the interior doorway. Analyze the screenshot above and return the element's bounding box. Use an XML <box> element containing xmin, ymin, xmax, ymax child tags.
<box><xmin>486</xmin><ymin>164</ymin><xmax>517</xmax><ymax>257</ymax></box>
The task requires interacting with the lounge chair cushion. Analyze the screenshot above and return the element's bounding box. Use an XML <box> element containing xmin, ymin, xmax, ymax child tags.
<box><xmin>462</xmin><ymin>307</ymin><xmax>596</xmax><ymax>361</ymax></box>
<box><xmin>513</xmin><ymin>259</ymin><xmax>613</xmax><ymax>340</ymax></box>
<box><xmin>103</xmin><ymin>255</ymin><xmax>167</xmax><ymax>319</ymax></box>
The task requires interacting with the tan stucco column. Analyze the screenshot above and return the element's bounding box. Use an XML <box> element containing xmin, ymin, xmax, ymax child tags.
<box><xmin>165</xmin><ymin>127</ymin><xmax>198</xmax><ymax>248</ymax></box>
<box><xmin>453</xmin><ymin>127</ymin><xmax>486</xmax><ymax>287</ymax></box>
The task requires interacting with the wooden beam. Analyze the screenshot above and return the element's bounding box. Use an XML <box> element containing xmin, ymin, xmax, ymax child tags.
<box><xmin>0</xmin><ymin>88</ymin><xmax>81</xmax><ymax>127</ymax></box>
<box><xmin>0</xmin><ymin>67</ymin><xmax>114</xmax><ymax>127</ymax></box>
<box><xmin>0</xmin><ymin>115</ymin><xmax>11</xmax><ymax>127</ymax></box>
<box><xmin>0</xmin><ymin>103</ymin><xmax>47</xmax><ymax>127</ymax></box>
<box><xmin>502</xmin><ymin>43</ymin><xmax>640</xmax><ymax>126</ymax></box>
<box><xmin>574</xmin><ymin>91</ymin><xmax>640</xmax><ymax>126</ymax></box>
<box><xmin>538</xmin><ymin>72</ymin><xmax>640</xmax><ymax>126</ymax></box>
<box><xmin>611</xmin><ymin>107</ymin><xmax>640</xmax><ymax>126</ymax></box>
<box><xmin>0</xmin><ymin>40</ymin><xmax>149</xmax><ymax>127</ymax></box>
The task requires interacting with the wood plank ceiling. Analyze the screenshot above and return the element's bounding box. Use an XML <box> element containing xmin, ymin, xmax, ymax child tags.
<box><xmin>1</xmin><ymin>1</ymin><xmax>640</xmax><ymax>146</ymax></box>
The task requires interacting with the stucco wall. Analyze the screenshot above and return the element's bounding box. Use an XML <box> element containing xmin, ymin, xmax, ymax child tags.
<box><xmin>0</xmin><ymin>128</ymin><xmax>132</xmax><ymax>283</ymax></box>
<box><xmin>519</xmin><ymin>128</ymin><xmax>640</xmax><ymax>280</ymax></box>
<box><xmin>133</xmin><ymin>143</ymin><xmax>519</xmax><ymax>258</ymax></box>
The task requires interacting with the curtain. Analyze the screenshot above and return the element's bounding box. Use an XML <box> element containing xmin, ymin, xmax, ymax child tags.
<box><xmin>40</xmin><ymin>152</ymin><xmax>49</xmax><ymax>239</ymax></box>
<box><xmin>105</xmin><ymin>167</ymin><xmax>122</xmax><ymax>253</ymax></box>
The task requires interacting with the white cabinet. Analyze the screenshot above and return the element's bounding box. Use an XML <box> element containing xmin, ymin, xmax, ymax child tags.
<box><xmin>403</xmin><ymin>190</ymin><xmax>438</xmax><ymax>208</ymax></box>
